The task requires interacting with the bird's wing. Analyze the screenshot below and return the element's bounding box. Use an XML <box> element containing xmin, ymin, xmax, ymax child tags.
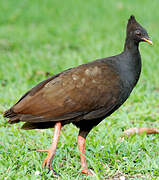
<box><xmin>12</xmin><ymin>61</ymin><xmax>122</xmax><ymax>123</ymax></box>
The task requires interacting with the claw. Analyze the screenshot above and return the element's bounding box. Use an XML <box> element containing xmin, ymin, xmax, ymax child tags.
<box><xmin>28</xmin><ymin>148</ymin><xmax>37</xmax><ymax>151</ymax></box>
<box><xmin>47</xmin><ymin>169</ymin><xmax>51</xmax><ymax>174</ymax></box>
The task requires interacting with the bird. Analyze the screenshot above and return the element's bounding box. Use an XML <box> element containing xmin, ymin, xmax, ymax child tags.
<box><xmin>3</xmin><ymin>15</ymin><xmax>152</xmax><ymax>176</ymax></box>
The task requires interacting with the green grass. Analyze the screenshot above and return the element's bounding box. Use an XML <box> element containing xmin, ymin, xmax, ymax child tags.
<box><xmin>0</xmin><ymin>0</ymin><xmax>159</xmax><ymax>179</ymax></box>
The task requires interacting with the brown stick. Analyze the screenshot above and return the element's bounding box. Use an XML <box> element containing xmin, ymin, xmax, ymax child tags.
<box><xmin>123</xmin><ymin>127</ymin><xmax>159</xmax><ymax>137</ymax></box>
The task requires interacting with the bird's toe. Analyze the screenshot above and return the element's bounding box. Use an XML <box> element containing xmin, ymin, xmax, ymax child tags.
<box><xmin>36</xmin><ymin>149</ymin><xmax>58</xmax><ymax>175</ymax></box>
<box><xmin>81</xmin><ymin>168</ymin><xmax>94</xmax><ymax>176</ymax></box>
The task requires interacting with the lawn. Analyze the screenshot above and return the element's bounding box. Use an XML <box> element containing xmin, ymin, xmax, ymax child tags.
<box><xmin>0</xmin><ymin>0</ymin><xmax>159</xmax><ymax>179</ymax></box>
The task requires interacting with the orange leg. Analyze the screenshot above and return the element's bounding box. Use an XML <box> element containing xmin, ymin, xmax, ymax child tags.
<box><xmin>78</xmin><ymin>135</ymin><xmax>93</xmax><ymax>176</ymax></box>
<box><xmin>36</xmin><ymin>122</ymin><xmax>62</xmax><ymax>175</ymax></box>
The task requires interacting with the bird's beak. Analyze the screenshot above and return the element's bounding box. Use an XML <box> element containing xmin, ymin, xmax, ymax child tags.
<box><xmin>142</xmin><ymin>37</ymin><xmax>153</xmax><ymax>45</ymax></box>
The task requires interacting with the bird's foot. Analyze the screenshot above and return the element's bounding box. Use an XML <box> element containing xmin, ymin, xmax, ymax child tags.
<box><xmin>81</xmin><ymin>168</ymin><xmax>94</xmax><ymax>176</ymax></box>
<box><xmin>36</xmin><ymin>149</ymin><xmax>59</xmax><ymax>175</ymax></box>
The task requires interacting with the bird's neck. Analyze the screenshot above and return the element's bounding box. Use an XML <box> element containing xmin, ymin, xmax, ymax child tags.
<box><xmin>124</xmin><ymin>37</ymin><xmax>139</xmax><ymax>53</ymax></box>
<box><xmin>121</xmin><ymin>36</ymin><xmax>141</xmax><ymax>88</ymax></box>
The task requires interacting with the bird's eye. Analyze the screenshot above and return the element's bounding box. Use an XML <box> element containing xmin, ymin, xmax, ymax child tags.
<box><xmin>135</xmin><ymin>30</ymin><xmax>141</xmax><ymax>36</ymax></box>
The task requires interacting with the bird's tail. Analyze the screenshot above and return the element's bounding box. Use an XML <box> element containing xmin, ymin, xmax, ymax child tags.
<box><xmin>3</xmin><ymin>108</ymin><xmax>20</xmax><ymax>124</ymax></box>
<box><xmin>4</xmin><ymin>109</ymin><xmax>56</xmax><ymax>129</ymax></box>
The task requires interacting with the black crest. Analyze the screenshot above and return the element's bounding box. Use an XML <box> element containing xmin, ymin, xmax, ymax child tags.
<box><xmin>126</xmin><ymin>15</ymin><xmax>142</xmax><ymax>34</ymax></box>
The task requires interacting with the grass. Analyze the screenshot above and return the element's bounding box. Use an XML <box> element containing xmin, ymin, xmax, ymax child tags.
<box><xmin>0</xmin><ymin>0</ymin><xmax>159</xmax><ymax>179</ymax></box>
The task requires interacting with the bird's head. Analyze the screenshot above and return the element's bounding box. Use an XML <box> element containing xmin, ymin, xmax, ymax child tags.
<box><xmin>126</xmin><ymin>15</ymin><xmax>152</xmax><ymax>45</ymax></box>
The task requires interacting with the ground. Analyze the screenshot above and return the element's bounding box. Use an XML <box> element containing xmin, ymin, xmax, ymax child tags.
<box><xmin>0</xmin><ymin>0</ymin><xmax>159</xmax><ymax>179</ymax></box>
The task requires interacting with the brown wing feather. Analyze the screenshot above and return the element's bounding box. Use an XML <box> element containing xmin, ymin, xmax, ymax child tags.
<box><xmin>10</xmin><ymin>61</ymin><xmax>122</xmax><ymax>123</ymax></box>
